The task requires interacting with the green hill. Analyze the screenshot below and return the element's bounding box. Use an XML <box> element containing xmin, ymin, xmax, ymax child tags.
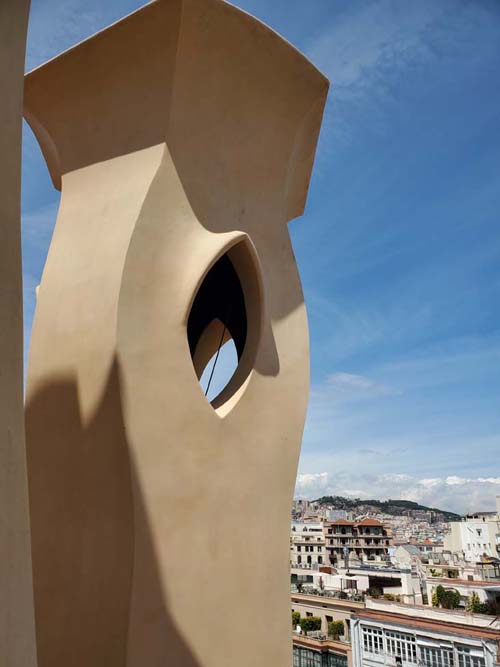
<box><xmin>313</xmin><ymin>495</ymin><xmax>460</xmax><ymax>522</ymax></box>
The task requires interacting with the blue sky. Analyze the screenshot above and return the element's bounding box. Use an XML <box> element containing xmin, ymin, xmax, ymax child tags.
<box><xmin>22</xmin><ymin>0</ymin><xmax>500</xmax><ymax>513</ymax></box>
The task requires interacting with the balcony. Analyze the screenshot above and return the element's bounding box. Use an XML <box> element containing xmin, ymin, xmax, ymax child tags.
<box><xmin>290</xmin><ymin>562</ymin><xmax>324</xmax><ymax>571</ymax></box>
<box><xmin>291</xmin><ymin>585</ymin><xmax>366</xmax><ymax>602</ymax></box>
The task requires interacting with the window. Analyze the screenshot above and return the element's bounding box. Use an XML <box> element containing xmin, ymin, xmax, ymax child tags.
<box><xmin>362</xmin><ymin>627</ymin><xmax>384</xmax><ymax>654</ymax></box>
<box><xmin>299</xmin><ymin>651</ymin><xmax>322</xmax><ymax>667</ymax></box>
<box><xmin>328</xmin><ymin>653</ymin><xmax>348</xmax><ymax>667</ymax></box>
<box><xmin>457</xmin><ymin>647</ymin><xmax>485</xmax><ymax>667</ymax></box>
<box><xmin>421</xmin><ymin>647</ymin><xmax>454</xmax><ymax>667</ymax></box>
<box><xmin>385</xmin><ymin>630</ymin><xmax>416</xmax><ymax>663</ymax></box>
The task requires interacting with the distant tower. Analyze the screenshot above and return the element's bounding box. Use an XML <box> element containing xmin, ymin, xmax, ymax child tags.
<box><xmin>0</xmin><ymin>2</ymin><xmax>37</xmax><ymax>666</ymax></box>
<box><xmin>24</xmin><ymin>1</ymin><xmax>328</xmax><ymax>666</ymax></box>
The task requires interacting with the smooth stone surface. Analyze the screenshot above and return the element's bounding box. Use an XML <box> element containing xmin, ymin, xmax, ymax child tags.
<box><xmin>24</xmin><ymin>1</ymin><xmax>328</xmax><ymax>665</ymax></box>
<box><xmin>0</xmin><ymin>1</ymin><xmax>38</xmax><ymax>665</ymax></box>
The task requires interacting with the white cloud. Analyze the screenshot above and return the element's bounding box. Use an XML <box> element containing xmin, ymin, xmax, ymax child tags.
<box><xmin>301</xmin><ymin>0</ymin><xmax>500</xmax><ymax>172</ymax></box>
<box><xmin>418</xmin><ymin>478</ymin><xmax>442</xmax><ymax>488</ymax></box>
<box><xmin>302</xmin><ymin>0</ymin><xmax>448</xmax><ymax>148</ymax></box>
<box><xmin>382</xmin><ymin>473</ymin><xmax>412</xmax><ymax>483</ymax></box>
<box><xmin>308</xmin><ymin>0</ymin><xmax>443</xmax><ymax>95</ymax></box>
<box><xmin>295</xmin><ymin>472</ymin><xmax>330</xmax><ymax>497</ymax></box>
<box><xmin>294</xmin><ymin>470</ymin><xmax>500</xmax><ymax>514</ymax></box>
<box><xmin>300</xmin><ymin>335</ymin><xmax>500</xmax><ymax>478</ymax></box>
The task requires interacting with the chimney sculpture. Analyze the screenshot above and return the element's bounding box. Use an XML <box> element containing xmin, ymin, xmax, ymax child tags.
<box><xmin>24</xmin><ymin>1</ymin><xmax>329</xmax><ymax>665</ymax></box>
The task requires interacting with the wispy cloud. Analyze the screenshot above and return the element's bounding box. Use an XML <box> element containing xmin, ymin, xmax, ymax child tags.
<box><xmin>312</xmin><ymin>371</ymin><xmax>398</xmax><ymax>402</ymax></box>
<box><xmin>299</xmin><ymin>332</ymin><xmax>500</xmax><ymax>504</ymax></box>
<box><xmin>304</xmin><ymin>0</ymin><xmax>499</xmax><ymax>147</ymax></box>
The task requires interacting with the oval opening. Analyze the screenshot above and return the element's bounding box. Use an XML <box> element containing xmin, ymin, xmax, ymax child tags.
<box><xmin>187</xmin><ymin>239</ymin><xmax>262</xmax><ymax>411</ymax></box>
<box><xmin>199</xmin><ymin>337</ymin><xmax>238</xmax><ymax>402</ymax></box>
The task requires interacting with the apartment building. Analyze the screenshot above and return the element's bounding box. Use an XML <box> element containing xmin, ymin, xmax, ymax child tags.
<box><xmin>351</xmin><ymin>599</ymin><xmax>500</xmax><ymax>667</ymax></box>
<box><xmin>445</xmin><ymin>498</ymin><xmax>500</xmax><ymax>564</ymax></box>
<box><xmin>325</xmin><ymin>519</ymin><xmax>392</xmax><ymax>565</ymax></box>
<box><xmin>291</xmin><ymin>522</ymin><xmax>328</xmax><ymax>568</ymax></box>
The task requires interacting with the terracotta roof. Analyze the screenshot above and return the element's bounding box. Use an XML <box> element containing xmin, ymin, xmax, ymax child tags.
<box><xmin>357</xmin><ymin>518</ymin><xmax>383</xmax><ymax>526</ymax></box>
<box><xmin>327</xmin><ymin>519</ymin><xmax>354</xmax><ymax>525</ymax></box>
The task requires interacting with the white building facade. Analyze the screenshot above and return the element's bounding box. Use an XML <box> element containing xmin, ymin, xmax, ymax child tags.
<box><xmin>351</xmin><ymin>600</ymin><xmax>500</xmax><ymax>667</ymax></box>
<box><xmin>291</xmin><ymin>521</ymin><xmax>328</xmax><ymax>568</ymax></box>
<box><xmin>444</xmin><ymin>498</ymin><xmax>500</xmax><ymax>564</ymax></box>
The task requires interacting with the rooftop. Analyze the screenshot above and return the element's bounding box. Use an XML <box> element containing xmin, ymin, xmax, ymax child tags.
<box><xmin>355</xmin><ymin>599</ymin><xmax>500</xmax><ymax>640</ymax></box>
<box><xmin>293</xmin><ymin>634</ymin><xmax>351</xmax><ymax>655</ymax></box>
<box><xmin>397</xmin><ymin>544</ymin><xmax>422</xmax><ymax>556</ymax></box>
<box><xmin>429</xmin><ymin>577</ymin><xmax>500</xmax><ymax>590</ymax></box>
<box><xmin>357</xmin><ymin>518</ymin><xmax>384</xmax><ymax>527</ymax></box>
<box><xmin>291</xmin><ymin>592</ymin><xmax>364</xmax><ymax>611</ymax></box>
